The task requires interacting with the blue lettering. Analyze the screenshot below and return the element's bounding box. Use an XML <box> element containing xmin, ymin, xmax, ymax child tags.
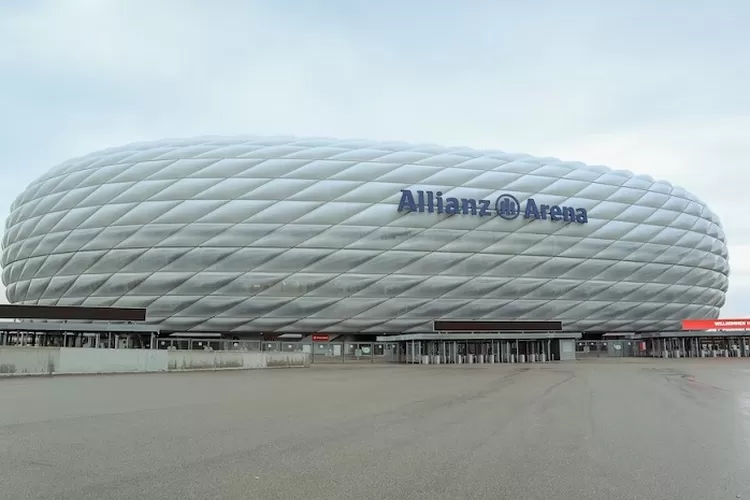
<box><xmin>575</xmin><ymin>208</ymin><xmax>588</xmax><ymax>224</ymax></box>
<box><xmin>461</xmin><ymin>198</ymin><xmax>477</xmax><ymax>215</ymax></box>
<box><xmin>524</xmin><ymin>198</ymin><xmax>539</xmax><ymax>219</ymax></box>
<box><xmin>397</xmin><ymin>190</ymin><xmax>588</xmax><ymax>224</ymax></box>
<box><xmin>478</xmin><ymin>199</ymin><xmax>491</xmax><ymax>216</ymax></box>
<box><xmin>539</xmin><ymin>204</ymin><xmax>550</xmax><ymax>220</ymax></box>
<box><xmin>549</xmin><ymin>205</ymin><xmax>562</xmax><ymax>221</ymax></box>
<box><xmin>561</xmin><ymin>206</ymin><xmax>574</xmax><ymax>222</ymax></box>
<box><xmin>445</xmin><ymin>197</ymin><xmax>460</xmax><ymax>215</ymax></box>
<box><xmin>416</xmin><ymin>190</ymin><xmax>426</xmax><ymax>212</ymax></box>
<box><xmin>398</xmin><ymin>190</ymin><xmax>417</xmax><ymax>212</ymax></box>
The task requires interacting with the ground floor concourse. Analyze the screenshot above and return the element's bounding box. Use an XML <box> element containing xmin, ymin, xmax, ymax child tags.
<box><xmin>376</xmin><ymin>333</ymin><xmax>581</xmax><ymax>364</ymax></box>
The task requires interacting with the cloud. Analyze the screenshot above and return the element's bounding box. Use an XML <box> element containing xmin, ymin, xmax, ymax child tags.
<box><xmin>0</xmin><ymin>0</ymin><xmax>748</xmax><ymax>316</ymax></box>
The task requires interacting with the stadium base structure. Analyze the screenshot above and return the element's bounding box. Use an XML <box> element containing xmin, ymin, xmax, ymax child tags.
<box><xmin>0</xmin><ymin>304</ymin><xmax>158</xmax><ymax>349</ymax></box>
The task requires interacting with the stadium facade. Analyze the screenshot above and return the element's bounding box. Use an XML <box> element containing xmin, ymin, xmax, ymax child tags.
<box><xmin>0</xmin><ymin>136</ymin><xmax>730</xmax><ymax>338</ymax></box>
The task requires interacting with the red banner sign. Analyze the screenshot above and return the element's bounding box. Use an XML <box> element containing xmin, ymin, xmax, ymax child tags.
<box><xmin>682</xmin><ymin>319</ymin><xmax>750</xmax><ymax>331</ymax></box>
<box><xmin>311</xmin><ymin>334</ymin><xmax>329</xmax><ymax>342</ymax></box>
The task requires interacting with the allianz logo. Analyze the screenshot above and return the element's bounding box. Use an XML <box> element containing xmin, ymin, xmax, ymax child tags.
<box><xmin>397</xmin><ymin>189</ymin><xmax>589</xmax><ymax>224</ymax></box>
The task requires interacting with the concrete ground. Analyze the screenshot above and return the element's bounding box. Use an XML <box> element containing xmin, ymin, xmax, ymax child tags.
<box><xmin>2</xmin><ymin>360</ymin><xmax>750</xmax><ymax>500</ymax></box>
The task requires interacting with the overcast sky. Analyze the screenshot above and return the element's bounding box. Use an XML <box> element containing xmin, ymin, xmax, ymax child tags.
<box><xmin>1</xmin><ymin>0</ymin><xmax>748</xmax><ymax>315</ymax></box>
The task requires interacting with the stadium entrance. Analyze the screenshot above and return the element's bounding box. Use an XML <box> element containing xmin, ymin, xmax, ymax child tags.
<box><xmin>378</xmin><ymin>320</ymin><xmax>581</xmax><ymax>364</ymax></box>
<box><xmin>634</xmin><ymin>331</ymin><xmax>750</xmax><ymax>358</ymax></box>
<box><xmin>575</xmin><ymin>319</ymin><xmax>750</xmax><ymax>359</ymax></box>
<box><xmin>380</xmin><ymin>335</ymin><xmax>581</xmax><ymax>364</ymax></box>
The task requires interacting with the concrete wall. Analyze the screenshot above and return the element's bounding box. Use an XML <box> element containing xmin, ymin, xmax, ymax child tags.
<box><xmin>59</xmin><ymin>348</ymin><xmax>168</xmax><ymax>374</ymax></box>
<box><xmin>0</xmin><ymin>347</ymin><xmax>59</xmax><ymax>375</ymax></box>
<box><xmin>166</xmin><ymin>351</ymin><xmax>309</xmax><ymax>370</ymax></box>
<box><xmin>559</xmin><ymin>339</ymin><xmax>576</xmax><ymax>361</ymax></box>
<box><xmin>0</xmin><ymin>348</ymin><xmax>310</xmax><ymax>376</ymax></box>
<box><xmin>262</xmin><ymin>352</ymin><xmax>310</xmax><ymax>368</ymax></box>
<box><xmin>168</xmin><ymin>351</ymin><xmax>245</xmax><ymax>370</ymax></box>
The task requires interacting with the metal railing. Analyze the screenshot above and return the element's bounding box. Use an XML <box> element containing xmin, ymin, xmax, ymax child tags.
<box><xmin>575</xmin><ymin>339</ymin><xmax>750</xmax><ymax>359</ymax></box>
<box><xmin>155</xmin><ymin>339</ymin><xmax>401</xmax><ymax>364</ymax></box>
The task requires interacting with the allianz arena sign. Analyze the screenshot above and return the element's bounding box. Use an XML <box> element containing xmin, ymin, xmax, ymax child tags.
<box><xmin>397</xmin><ymin>189</ymin><xmax>589</xmax><ymax>224</ymax></box>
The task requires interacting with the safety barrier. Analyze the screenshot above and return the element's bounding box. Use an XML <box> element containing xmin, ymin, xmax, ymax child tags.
<box><xmin>0</xmin><ymin>347</ymin><xmax>309</xmax><ymax>376</ymax></box>
<box><xmin>0</xmin><ymin>347</ymin><xmax>58</xmax><ymax>374</ymax></box>
<box><xmin>167</xmin><ymin>350</ymin><xmax>308</xmax><ymax>370</ymax></box>
<box><xmin>155</xmin><ymin>339</ymin><xmax>402</xmax><ymax>364</ymax></box>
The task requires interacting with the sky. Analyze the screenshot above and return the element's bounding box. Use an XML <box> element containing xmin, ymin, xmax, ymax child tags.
<box><xmin>0</xmin><ymin>0</ymin><xmax>748</xmax><ymax>315</ymax></box>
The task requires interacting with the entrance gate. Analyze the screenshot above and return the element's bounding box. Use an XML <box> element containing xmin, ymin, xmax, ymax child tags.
<box><xmin>377</xmin><ymin>332</ymin><xmax>582</xmax><ymax>363</ymax></box>
<box><xmin>577</xmin><ymin>332</ymin><xmax>750</xmax><ymax>359</ymax></box>
<box><xmin>403</xmin><ymin>339</ymin><xmax>556</xmax><ymax>364</ymax></box>
<box><xmin>639</xmin><ymin>335</ymin><xmax>750</xmax><ymax>358</ymax></box>
<box><xmin>576</xmin><ymin>340</ymin><xmax>639</xmax><ymax>358</ymax></box>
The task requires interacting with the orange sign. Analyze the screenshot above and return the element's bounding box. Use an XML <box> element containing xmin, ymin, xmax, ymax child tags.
<box><xmin>682</xmin><ymin>319</ymin><xmax>750</xmax><ymax>331</ymax></box>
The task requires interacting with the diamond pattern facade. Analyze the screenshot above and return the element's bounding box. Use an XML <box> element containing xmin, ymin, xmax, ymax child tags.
<box><xmin>1</xmin><ymin>136</ymin><xmax>730</xmax><ymax>333</ymax></box>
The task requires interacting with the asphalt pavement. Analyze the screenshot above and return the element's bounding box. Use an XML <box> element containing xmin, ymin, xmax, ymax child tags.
<box><xmin>2</xmin><ymin>359</ymin><xmax>750</xmax><ymax>500</ymax></box>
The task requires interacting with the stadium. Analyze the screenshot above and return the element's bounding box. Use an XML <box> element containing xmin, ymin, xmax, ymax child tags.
<box><xmin>0</xmin><ymin>136</ymin><xmax>730</xmax><ymax>347</ymax></box>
